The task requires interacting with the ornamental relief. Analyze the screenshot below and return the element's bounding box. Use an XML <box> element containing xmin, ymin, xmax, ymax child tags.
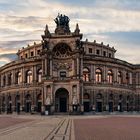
<box><xmin>53</xmin><ymin>61</ymin><xmax>72</xmax><ymax>71</ymax></box>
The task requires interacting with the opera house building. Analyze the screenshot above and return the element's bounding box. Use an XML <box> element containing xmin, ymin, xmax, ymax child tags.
<box><xmin>0</xmin><ymin>14</ymin><xmax>140</xmax><ymax>114</ymax></box>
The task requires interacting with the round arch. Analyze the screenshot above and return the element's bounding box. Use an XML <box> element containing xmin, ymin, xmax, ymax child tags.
<box><xmin>55</xmin><ymin>88</ymin><xmax>69</xmax><ymax>112</ymax></box>
<box><xmin>108</xmin><ymin>93</ymin><xmax>114</xmax><ymax>112</ymax></box>
<box><xmin>53</xmin><ymin>43</ymin><xmax>72</xmax><ymax>58</ymax></box>
<box><xmin>37</xmin><ymin>93</ymin><xmax>42</xmax><ymax>112</ymax></box>
<box><xmin>96</xmin><ymin>93</ymin><xmax>103</xmax><ymax>112</ymax></box>
<box><xmin>25</xmin><ymin>94</ymin><xmax>31</xmax><ymax>113</ymax></box>
<box><xmin>83</xmin><ymin>93</ymin><xmax>90</xmax><ymax>112</ymax></box>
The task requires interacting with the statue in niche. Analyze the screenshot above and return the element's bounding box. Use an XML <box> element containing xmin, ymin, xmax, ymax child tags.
<box><xmin>45</xmin><ymin>96</ymin><xmax>51</xmax><ymax>105</ymax></box>
<box><xmin>72</xmin><ymin>96</ymin><xmax>78</xmax><ymax>105</ymax></box>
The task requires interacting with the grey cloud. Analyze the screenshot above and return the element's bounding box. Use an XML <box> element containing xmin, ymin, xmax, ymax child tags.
<box><xmin>0</xmin><ymin>40</ymin><xmax>40</xmax><ymax>54</ymax></box>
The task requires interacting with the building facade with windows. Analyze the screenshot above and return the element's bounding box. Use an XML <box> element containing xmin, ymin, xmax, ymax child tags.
<box><xmin>0</xmin><ymin>14</ymin><xmax>140</xmax><ymax>114</ymax></box>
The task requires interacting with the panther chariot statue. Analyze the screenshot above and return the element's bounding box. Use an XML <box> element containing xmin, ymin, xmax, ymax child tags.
<box><xmin>54</xmin><ymin>13</ymin><xmax>70</xmax><ymax>34</ymax></box>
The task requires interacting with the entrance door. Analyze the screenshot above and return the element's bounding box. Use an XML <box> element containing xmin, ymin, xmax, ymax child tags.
<box><xmin>84</xmin><ymin>102</ymin><xmax>90</xmax><ymax>112</ymax></box>
<box><xmin>37</xmin><ymin>102</ymin><xmax>42</xmax><ymax>112</ymax></box>
<box><xmin>127</xmin><ymin>103</ymin><xmax>129</xmax><ymax>111</ymax></box>
<box><xmin>26</xmin><ymin>102</ymin><xmax>31</xmax><ymax>112</ymax></box>
<box><xmin>109</xmin><ymin>102</ymin><xmax>113</xmax><ymax>112</ymax></box>
<box><xmin>96</xmin><ymin>102</ymin><xmax>102</xmax><ymax>112</ymax></box>
<box><xmin>55</xmin><ymin>88</ymin><xmax>69</xmax><ymax>112</ymax></box>
<box><xmin>118</xmin><ymin>102</ymin><xmax>123</xmax><ymax>112</ymax></box>
<box><xmin>60</xmin><ymin>98</ymin><xmax>67</xmax><ymax>112</ymax></box>
<box><xmin>17</xmin><ymin>103</ymin><xmax>20</xmax><ymax>113</ymax></box>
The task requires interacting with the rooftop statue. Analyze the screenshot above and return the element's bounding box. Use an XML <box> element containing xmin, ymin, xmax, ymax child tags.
<box><xmin>54</xmin><ymin>13</ymin><xmax>70</xmax><ymax>27</ymax></box>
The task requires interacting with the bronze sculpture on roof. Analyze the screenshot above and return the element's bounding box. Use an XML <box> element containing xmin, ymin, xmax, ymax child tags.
<box><xmin>54</xmin><ymin>13</ymin><xmax>70</xmax><ymax>27</ymax></box>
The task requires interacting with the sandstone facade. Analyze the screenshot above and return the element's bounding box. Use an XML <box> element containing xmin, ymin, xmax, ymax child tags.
<box><xmin>0</xmin><ymin>15</ymin><xmax>140</xmax><ymax>114</ymax></box>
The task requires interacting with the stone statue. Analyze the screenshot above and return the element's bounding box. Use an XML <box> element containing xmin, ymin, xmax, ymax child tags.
<box><xmin>54</xmin><ymin>13</ymin><xmax>70</xmax><ymax>27</ymax></box>
<box><xmin>54</xmin><ymin>13</ymin><xmax>71</xmax><ymax>34</ymax></box>
<box><xmin>45</xmin><ymin>96</ymin><xmax>51</xmax><ymax>105</ymax></box>
<box><xmin>74</xmin><ymin>23</ymin><xmax>80</xmax><ymax>35</ymax></box>
<box><xmin>72</xmin><ymin>96</ymin><xmax>78</xmax><ymax>105</ymax></box>
<box><xmin>44</xmin><ymin>24</ymin><xmax>50</xmax><ymax>37</ymax></box>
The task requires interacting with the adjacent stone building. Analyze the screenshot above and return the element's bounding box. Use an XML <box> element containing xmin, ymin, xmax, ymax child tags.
<box><xmin>0</xmin><ymin>14</ymin><xmax>140</xmax><ymax>114</ymax></box>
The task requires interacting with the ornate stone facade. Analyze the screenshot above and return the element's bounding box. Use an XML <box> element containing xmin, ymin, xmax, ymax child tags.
<box><xmin>0</xmin><ymin>14</ymin><xmax>140</xmax><ymax>114</ymax></box>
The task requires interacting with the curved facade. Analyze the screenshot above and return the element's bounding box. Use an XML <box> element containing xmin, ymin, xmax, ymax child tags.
<box><xmin>0</xmin><ymin>15</ymin><xmax>140</xmax><ymax>114</ymax></box>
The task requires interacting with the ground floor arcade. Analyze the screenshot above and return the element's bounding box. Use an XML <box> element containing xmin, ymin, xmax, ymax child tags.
<box><xmin>0</xmin><ymin>87</ymin><xmax>140</xmax><ymax>114</ymax></box>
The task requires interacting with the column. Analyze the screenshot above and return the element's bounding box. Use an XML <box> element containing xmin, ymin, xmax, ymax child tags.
<box><xmin>122</xmin><ymin>70</ymin><xmax>126</xmax><ymax>84</ymax></box>
<box><xmin>50</xmin><ymin>58</ymin><xmax>53</xmax><ymax>77</ymax></box>
<box><xmin>12</xmin><ymin>70</ymin><xmax>15</xmax><ymax>85</ymax></box>
<box><xmin>46</xmin><ymin>57</ymin><xmax>50</xmax><ymax>76</ymax></box>
<box><xmin>103</xmin><ymin>66</ymin><xmax>106</xmax><ymax>83</ymax></box>
<box><xmin>44</xmin><ymin>58</ymin><xmax>47</xmax><ymax>75</ymax></box>
<box><xmin>33</xmin><ymin>65</ymin><xmax>37</xmax><ymax>82</ymax></box>
<box><xmin>129</xmin><ymin>72</ymin><xmax>132</xmax><ymax>84</ymax></box>
<box><xmin>93</xmin><ymin>65</ymin><xmax>95</xmax><ymax>83</ymax></box>
<box><xmin>116</xmin><ymin>68</ymin><xmax>118</xmax><ymax>83</ymax></box>
<box><xmin>22</xmin><ymin>67</ymin><xmax>25</xmax><ymax>84</ymax></box>
<box><xmin>31</xmin><ymin>66</ymin><xmax>34</xmax><ymax>83</ymax></box>
<box><xmin>42</xmin><ymin>59</ymin><xmax>44</xmax><ymax>76</ymax></box>
<box><xmin>74</xmin><ymin>58</ymin><xmax>77</xmax><ymax>77</ymax></box>
<box><xmin>90</xmin><ymin>65</ymin><xmax>93</xmax><ymax>81</ymax></box>
<box><xmin>80</xmin><ymin>56</ymin><xmax>83</xmax><ymax>79</ymax></box>
<box><xmin>1</xmin><ymin>75</ymin><xmax>3</xmax><ymax>86</ymax></box>
<box><xmin>81</xmin><ymin>83</ymin><xmax>84</xmax><ymax>112</ymax></box>
<box><xmin>113</xmin><ymin>68</ymin><xmax>117</xmax><ymax>84</ymax></box>
<box><xmin>77</xmin><ymin>84</ymin><xmax>80</xmax><ymax>105</ymax></box>
<box><xmin>6</xmin><ymin>74</ymin><xmax>8</xmax><ymax>86</ymax></box>
<box><xmin>72</xmin><ymin>59</ymin><xmax>75</xmax><ymax>76</ymax></box>
<box><xmin>77</xmin><ymin>57</ymin><xmax>79</xmax><ymax>78</ymax></box>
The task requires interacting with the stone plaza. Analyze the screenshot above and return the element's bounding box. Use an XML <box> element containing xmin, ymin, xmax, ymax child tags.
<box><xmin>0</xmin><ymin>114</ymin><xmax>140</xmax><ymax>140</ymax></box>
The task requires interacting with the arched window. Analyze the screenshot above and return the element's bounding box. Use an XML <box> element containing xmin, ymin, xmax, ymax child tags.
<box><xmin>53</xmin><ymin>43</ymin><xmax>72</xmax><ymax>58</ymax></box>
<box><xmin>127</xmin><ymin>95</ymin><xmax>130</xmax><ymax>101</ymax></box>
<box><xmin>84</xmin><ymin>93</ymin><xmax>90</xmax><ymax>99</ymax></box>
<box><xmin>25</xmin><ymin>94</ymin><xmax>31</xmax><ymax>101</ymax></box>
<box><xmin>2</xmin><ymin>96</ymin><xmax>5</xmax><ymax>112</ymax></box>
<box><xmin>17</xmin><ymin>72</ymin><xmax>22</xmax><ymax>84</ymax></box>
<box><xmin>3</xmin><ymin>76</ymin><xmax>6</xmax><ymax>87</ymax></box>
<box><xmin>126</xmin><ymin>73</ymin><xmax>129</xmax><ymax>84</ymax></box>
<box><xmin>25</xmin><ymin>94</ymin><xmax>31</xmax><ymax>112</ymax></box>
<box><xmin>7</xmin><ymin>95</ymin><xmax>12</xmax><ymax>113</ymax></box>
<box><xmin>16</xmin><ymin>95</ymin><xmax>20</xmax><ymax>101</ymax></box>
<box><xmin>8</xmin><ymin>73</ymin><xmax>12</xmax><ymax>85</ymax></box>
<box><xmin>83</xmin><ymin>68</ymin><xmax>90</xmax><ymax>82</ymax></box>
<box><xmin>118</xmin><ymin>71</ymin><xmax>122</xmax><ymax>84</ymax></box>
<box><xmin>109</xmin><ymin>94</ymin><xmax>114</xmax><ymax>100</ymax></box>
<box><xmin>96</xmin><ymin>93</ymin><xmax>102</xmax><ymax>99</ymax></box>
<box><xmin>8</xmin><ymin>95</ymin><xmax>11</xmax><ymax>102</ymax></box>
<box><xmin>26</xmin><ymin>70</ymin><xmax>32</xmax><ymax>84</ymax></box>
<box><xmin>107</xmin><ymin>70</ymin><xmax>113</xmax><ymax>83</ymax></box>
<box><xmin>96</xmin><ymin>68</ymin><xmax>102</xmax><ymax>82</ymax></box>
<box><xmin>38</xmin><ymin>69</ymin><xmax>42</xmax><ymax>83</ymax></box>
<box><xmin>119</xmin><ymin>94</ymin><xmax>123</xmax><ymax>100</ymax></box>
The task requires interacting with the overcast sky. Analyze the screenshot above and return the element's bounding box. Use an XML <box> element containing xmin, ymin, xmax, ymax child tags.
<box><xmin>0</xmin><ymin>0</ymin><xmax>140</xmax><ymax>66</ymax></box>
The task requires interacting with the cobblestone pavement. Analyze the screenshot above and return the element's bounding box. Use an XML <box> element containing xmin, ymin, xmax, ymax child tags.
<box><xmin>0</xmin><ymin>115</ymin><xmax>73</xmax><ymax>140</ymax></box>
<box><xmin>0</xmin><ymin>114</ymin><xmax>140</xmax><ymax>140</ymax></box>
<box><xmin>0</xmin><ymin>115</ymin><xmax>33</xmax><ymax>129</ymax></box>
<box><xmin>74</xmin><ymin>116</ymin><xmax>140</xmax><ymax>140</ymax></box>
